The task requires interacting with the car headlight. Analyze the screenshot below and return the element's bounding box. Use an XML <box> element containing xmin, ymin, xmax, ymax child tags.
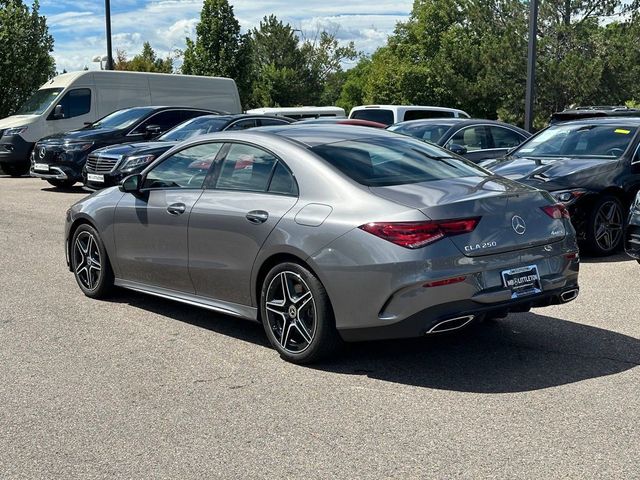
<box><xmin>4</xmin><ymin>126</ymin><xmax>28</xmax><ymax>136</ymax></box>
<box><xmin>64</xmin><ymin>142</ymin><xmax>94</xmax><ymax>152</ymax></box>
<box><xmin>551</xmin><ymin>189</ymin><xmax>587</xmax><ymax>204</ymax></box>
<box><xmin>121</xmin><ymin>154</ymin><xmax>155</xmax><ymax>171</ymax></box>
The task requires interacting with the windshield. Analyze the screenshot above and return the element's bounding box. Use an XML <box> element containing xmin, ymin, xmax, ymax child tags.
<box><xmin>88</xmin><ymin>107</ymin><xmax>155</xmax><ymax>130</ymax></box>
<box><xmin>388</xmin><ymin>123</ymin><xmax>451</xmax><ymax>143</ymax></box>
<box><xmin>159</xmin><ymin>116</ymin><xmax>228</xmax><ymax>141</ymax></box>
<box><xmin>513</xmin><ymin>124</ymin><xmax>637</xmax><ymax>159</ymax></box>
<box><xmin>351</xmin><ymin>109</ymin><xmax>394</xmax><ymax>125</ymax></box>
<box><xmin>310</xmin><ymin>136</ymin><xmax>487</xmax><ymax>187</ymax></box>
<box><xmin>16</xmin><ymin>88</ymin><xmax>64</xmax><ymax>115</ymax></box>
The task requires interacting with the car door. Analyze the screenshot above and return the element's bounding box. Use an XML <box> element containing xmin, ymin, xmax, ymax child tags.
<box><xmin>45</xmin><ymin>88</ymin><xmax>93</xmax><ymax>137</ymax></box>
<box><xmin>486</xmin><ymin>125</ymin><xmax>528</xmax><ymax>160</ymax></box>
<box><xmin>113</xmin><ymin>142</ymin><xmax>224</xmax><ymax>292</ymax></box>
<box><xmin>445</xmin><ymin>125</ymin><xmax>492</xmax><ymax>163</ymax></box>
<box><xmin>188</xmin><ymin>142</ymin><xmax>299</xmax><ymax>305</ymax></box>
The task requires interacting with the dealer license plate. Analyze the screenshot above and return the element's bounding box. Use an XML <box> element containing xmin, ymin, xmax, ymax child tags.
<box><xmin>501</xmin><ymin>265</ymin><xmax>541</xmax><ymax>299</ymax></box>
<box><xmin>34</xmin><ymin>163</ymin><xmax>49</xmax><ymax>172</ymax></box>
<box><xmin>87</xmin><ymin>173</ymin><xmax>104</xmax><ymax>183</ymax></box>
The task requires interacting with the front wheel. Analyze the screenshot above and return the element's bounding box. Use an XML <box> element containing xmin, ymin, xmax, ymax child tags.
<box><xmin>47</xmin><ymin>179</ymin><xmax>76</xmax><ymax>188</ymax></box>
<box><xmin>70</xmin><ymin>224</ymin><xmax>114</xmax><ymax>298</ymax></box>
<box><xmin>260</xmin><ymin>262</ymin><xmax>341</xmax><ymax>364</ymax></box>
<box><xmin>584</xmin><ymin>195</ymin><xmax>624</xmax><ymax>256</ymax></box>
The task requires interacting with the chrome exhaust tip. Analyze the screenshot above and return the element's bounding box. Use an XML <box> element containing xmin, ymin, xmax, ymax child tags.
<box><xmin>560</xmin><ymin>289</ymin><xmax>579</xmax><ymax>302</ymax></box>
<box><xmin>426</xmin><ymin>315</ymin><xmax>475</xmax><ymax>334</ymax></box>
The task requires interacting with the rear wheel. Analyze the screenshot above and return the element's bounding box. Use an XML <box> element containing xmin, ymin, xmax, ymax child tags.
<box><xmin>260</xmin><ymin>262</ymin><xmax>341</xmax><ymax>364</ymax></box>
<box><xmin>584</xmin><ymin>195</ymin><xmax>624</xmax><ymax>256</ymax></box>
<box><xmin>70</xmin><ymin>224</ymin><xmax>114</xmax><ymax>299</ymax></box>
<box><xmin>47</xmin><ymin>179</ymin><xmax>76</xmax><ymax>188</ymax></box>
<box><xmin>1</xmin><ymin>162</ymin><xmax>29</xmax><ymax>177</ymax></box>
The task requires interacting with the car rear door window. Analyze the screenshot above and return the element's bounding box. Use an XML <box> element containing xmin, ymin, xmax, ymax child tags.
<box><xmin>448</xmin><ymin>126</ymin><xmax>491</xmax><ymax>151</ymax></box>
<box><xmin>215</xmin><ymin>144</ymin><xmax>278</xmax><ymax>192</ymax></box>
<box><xmin>259</xmin><ymin>118</ymin><xmax>290</xmax><ymax>126</ymax></box>
<box><xmin>143</xmin><ymin>143</ymin><xmax>223</xmax><ymax>189</ymax></box>
<box><xmin>268</xmin><ymin>162</ymin><xmax>298</xmax><ymax>195</ymax></box>
<box><xmin>226</xmin><ymin>119</ymin><xmax>257</xmax><ymax>130</ymax></box>
<box><xmin>488</xmin><ymin>126</ymin><xmax>526</xmax><ymax>148</ymax></box>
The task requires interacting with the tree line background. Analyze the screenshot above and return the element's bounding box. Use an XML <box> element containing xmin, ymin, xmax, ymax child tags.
<box><xmin>1</xmin><ymin>0</ymin><xmax>639</xmax><ymax>127</ymax></box>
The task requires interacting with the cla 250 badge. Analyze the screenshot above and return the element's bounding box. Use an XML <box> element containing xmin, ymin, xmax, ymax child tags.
<box><xmin>465</xmin><ymin>241</ymin><xmax>497</xmax><ymax>252</ymax></box>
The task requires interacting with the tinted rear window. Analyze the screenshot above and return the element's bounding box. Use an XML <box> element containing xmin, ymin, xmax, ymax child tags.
<box><xmin>351</xmin><ymin>109</ymin><xmax>394</xmax><ymax>125</ymax></box>
<box><xmin>310</xmin><ymin>137</ymin><xmax>486</xmax><ymax>187</ymax></box>
<box><xmin>403</xmin><ymin>110</ymin><xmax>455</xmax><ymax>121</ymax></box>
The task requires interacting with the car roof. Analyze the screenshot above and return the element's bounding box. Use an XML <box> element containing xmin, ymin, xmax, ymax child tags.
<box><xmin>185</xmin><ymin>113</ymin><xmax>294</xmax><ymax>122</ymax></box>
<box><xmin>256</xmin><ymin>124</ymin><xmax>403</xmax><ymax>147</ymax></box>
<box><xmin>549</xmin><ymin>117</ymin><xmax>640</xmax><ymax>127</ymax></box>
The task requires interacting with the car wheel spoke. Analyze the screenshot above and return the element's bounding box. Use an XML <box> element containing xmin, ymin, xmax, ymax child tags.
<box><xmin>294</xmin><ymin>319</ymin><xmax>313</xmax><ymax>345</ymax></box>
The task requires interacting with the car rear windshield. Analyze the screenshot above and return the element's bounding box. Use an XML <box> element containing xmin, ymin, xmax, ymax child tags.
<box><xmin>88</xmin><ymin>107</ymin><xmax>155</xmax><ymax>130</ymax></box>
<box><xmin>159</xmin><ymin>116</ymin><xmax>229</xmax><ymax>141</ymax></box>
<box><xmin>16</xmin><ymin>88</ymin><xmax>64</xmax><ymax>115</ymax></box>
<box><xmin>388</xmin><ymin>123</ymin><xmax>451</xmax><ymax>143</ymax></box>
<box><xmin>514</xmin><ymin>124</ymin><xmax>638</xmax><ymax>158</ymax></box>
<box><xmin>351</xmin><ymin>109</ymin><xmax>394</xmax><ymax>125</ymax></box>
<box><xmin>310</xmin><ymin>137</ymin><xmax>487</xmax><ymax>187</ymax></box>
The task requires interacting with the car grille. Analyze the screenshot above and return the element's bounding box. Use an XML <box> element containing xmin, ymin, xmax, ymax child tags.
<box><xmin>86</xmin><ymin>154</ymin><xmax>120</xmax><ymax>173</ymax></box>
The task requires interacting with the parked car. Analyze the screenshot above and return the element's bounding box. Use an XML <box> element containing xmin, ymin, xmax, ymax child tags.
<box><xmin>388</xmin><ymin>119</ymin><xmax>530</xmax><ymax>163</ymax></box>
<box><xmin>296</xmin><ymin>118</ymin><xmax>387</xmax><ymax>128</ymax></box>
<box><xmin>625</xmin><ymin>191</ymin><xmax>640</xmax><ymax>262</ymax></box>
<box><xmin>65</xmin><ymin>125</ymin><xmax>579</xmax><ymax>364</ymax></box>
<box><xmin>550</xmin><ymin>106</ymin><xmax>640</xmax><ymax>124</ymax></box>
<box><xmin>0</xmin><ymin>70</ymin><xmax>241</xmax><ymax>177</ymax></box>
<box><xmin>83</xmin><ymin>114</ymin><xmax>295</xmax><ymax>190</ymax></box>
<box><xmin>349</xmin><ymin>105</ymin><xmax>470</xmax><ymax>126</ymax></box>
<box><xmin>246</xmin><ymin>106</ymin><xmax>345</xmax><ymax>120</ymax></box>
<box><xmin>31</xmin><ymin>106</ymin><xmax>218</xmax><ymax>188</ymax></box>
<box><xmin>482</xmin><ymin>118</ymin><xmax>640</xmax><ymax>256</ymax></box>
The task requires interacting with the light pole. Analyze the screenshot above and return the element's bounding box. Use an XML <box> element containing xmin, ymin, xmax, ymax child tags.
<box><xmin>524</xmin><ymin>0</ymin><xmax>539</xmax><ymax>132</ymax></box>
<box><xmin>105</xmin><ymin>0</ymin><xmax>113</xmax><ymax>70</ymax></box>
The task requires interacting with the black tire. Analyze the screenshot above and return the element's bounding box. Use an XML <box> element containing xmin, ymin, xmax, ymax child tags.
<box><xmin>70</xmin><ymin>224</ymin><xmax>114</xmax><ymax>299</ymax></box>
<box><xmin>584</xmin><ymin>195</ymin><xmax>625</xmax><ymax>256</ymax></box>
<box><xmin>1</xmin><ymin>162</ymin><xmax>29</xmax><ymax>177</ymax></box>
<box><xmin>47</xmin><ymin>179</ymin><xmax>76</xmax><ymax>188</ymax></box>
<box><xmin>260</xmin><ymin>262</ymin><xmax>341</xmax><ymax>364</ymax></box>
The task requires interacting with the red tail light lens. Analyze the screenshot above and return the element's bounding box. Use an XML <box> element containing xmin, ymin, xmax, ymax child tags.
<box><xmin>359</xmin><ymin>217</ymin><xmax>480</xmax><ymax>249</ymax></box>
<box><xmin>541</xmin><ymin>204</ymin><xmax>570</xmax><ymax>219</ymax></box>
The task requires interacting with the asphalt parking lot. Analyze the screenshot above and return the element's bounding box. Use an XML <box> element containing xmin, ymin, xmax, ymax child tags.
<box><xmin>1</xmin><ymin>176</ymin><xmax>639</xmax><ymax>479</ymax></box>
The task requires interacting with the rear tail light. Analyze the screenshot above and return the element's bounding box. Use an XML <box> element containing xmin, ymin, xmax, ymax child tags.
<box><xmin>423</xmin><ymin>276</ymin><xmax>466</xmax><ymax>288</ymax></box>
<box><xmin>359</xmin><ymin>217</ymin><xmax>480</xmax><ymax>249</ymax></box>
<box><xmin>541</xmin><ymin>204</ymin><xmax>570</xmax><ymax>219</ymax></box>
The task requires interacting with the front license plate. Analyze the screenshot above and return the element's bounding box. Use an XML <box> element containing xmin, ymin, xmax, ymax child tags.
<box><xmin>87</xmin><ymin>173</ymin><xmax>104</xmax><ymax>183</ymax></box>
<box><xmin>501</xmin><ymin>265</ymin><xmax>542</xmax><ymax>298</ymax></box>
<box><xmin>34</xmin><ymin>163</ymin><xmax>49</xmax><ymax>172</ymax></box>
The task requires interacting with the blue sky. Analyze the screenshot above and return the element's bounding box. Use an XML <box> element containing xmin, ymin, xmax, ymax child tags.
<box><xmin>40</xmin><ymin>0</ymin><xmax>413</xmax><ymax>72</ymax></box>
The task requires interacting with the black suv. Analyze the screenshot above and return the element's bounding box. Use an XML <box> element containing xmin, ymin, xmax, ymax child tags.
<box><xmin>483</xmin><ymin>118</ymin><xmax>640</xmax><ymax>256</ymax></box>
<box><xmin>83</xmin><ymin>114</ymin><xmax>294</xmax><ymax>190</ymax></box>
<box><xmin>550</xmin><ymin>106</ymin><xmax>640</xmax><ymax>124</ymax></box>
<box><xmin>30</xmin><ymin>106</ymin><xmax>217</xmax><ymax>188</ymax></box>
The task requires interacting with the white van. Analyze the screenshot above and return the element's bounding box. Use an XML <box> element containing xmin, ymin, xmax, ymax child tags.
<box><xmin>245</xmin><ymin>106</ymin><xmax>346</xmax><ymax>120</ymax></box>
<box><xmin>0</xmin><ymin>70</ymin><xmax>241</xmax><ymax>176</ymax></box>
<box><xmin>349</xmin><ymin>105</ymin><xmax>470</xmax><ymax>126</ymax></box>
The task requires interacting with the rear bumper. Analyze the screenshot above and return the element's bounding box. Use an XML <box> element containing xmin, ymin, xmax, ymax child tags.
<box><xmin>0</xmin><ymin>136</ymin><xmax>33</xmax><ymax>166</ymax></box>
<box><xmin>339</xmin><ymin>285</ymin><xmax>579</xmax><ymax>341</ymax></box>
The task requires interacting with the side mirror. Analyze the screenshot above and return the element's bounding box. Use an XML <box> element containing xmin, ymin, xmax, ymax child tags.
<box><xmin>53</xmin><ymin>104</ymin><xmax>64</xmax><ymax>119</ymax></box>
<box><xmin>119</xmin><ymin>173</ymin><xmax>142</xmax><ymax>193</ymax></box>
<box><xmin>144</xmin><ymin>125</ymin><xmax>162</xmax><ymax>138</ymax></box>
<box><xmin>448</xmin><ymin>144</ymin><xmax>468</xmax><ymax>156</ymax></box>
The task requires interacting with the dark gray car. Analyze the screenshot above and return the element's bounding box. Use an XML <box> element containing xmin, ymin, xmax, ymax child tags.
<box><xmin>64</xmin><ymin>125</ymin><xmax>580</xmax><ymax>364</ymax></box>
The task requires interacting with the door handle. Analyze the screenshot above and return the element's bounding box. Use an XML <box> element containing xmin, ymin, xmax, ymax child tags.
<box><xmin>246</xmin><ymin>210</ymin><xmax>269</xmax><ymax>224</ymax></box>
<box><xmin>167</xmin><ymin>203</ymin><xmax>186</xmax><ymax>215</ymax></box>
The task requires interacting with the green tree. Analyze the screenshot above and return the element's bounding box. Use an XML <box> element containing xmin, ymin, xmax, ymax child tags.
<box><xmin>181</xmin><ymin>0</ymin><xmax>251</xmax><ymax>103</ymax></box>
<box><xmin>336</xmin><ymin>57</ymin><xmax>371</xmax><ymax>112</ymax></box>
<box><xmin>115</xmin><ymin>42</ymin><xmax>173</xmax><ymax>73</ymax></box>
<box><xmin>0</xmin><ymin>0</ymin><xmax>55</xmax><ymax>118</ymax></box>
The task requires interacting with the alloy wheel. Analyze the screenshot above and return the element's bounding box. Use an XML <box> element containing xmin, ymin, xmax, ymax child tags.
<box><xmin>73</xmin><ymin>231</ymin><xmax>102</xmax><ymax>290</ymax></box>
<box><xmin>594</xmin><ymin>200</ymin><xmax>623</xmax><ymax>252</ymax></box>
<box><xmin>265</xmin><ymin>271</ymin><xmax>317</xmax><ymax>354</ymax></box>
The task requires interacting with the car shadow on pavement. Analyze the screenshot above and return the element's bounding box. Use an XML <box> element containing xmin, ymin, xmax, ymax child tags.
<box><xmin>40</xmin><ymin>186</ymin><xmax>88</xmax><ymax>194</ymax></box>
<box><xmin>316</xmin><ymin>312</ymin><xmax>640</xmax><ymax>393</ymax></box>
<box><xmin>107</xmin><ymin>291</ymin><xmax>639</xmax><ymax>393</ymax></box>
<box><xmin>579</xmin><ymin>253</ymin><xmax>634</xmax><ymax>264</ymax></box>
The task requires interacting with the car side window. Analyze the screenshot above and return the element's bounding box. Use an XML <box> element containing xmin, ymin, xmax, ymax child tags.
<box><xmin>489</xmin><ymin>126</ymin><xmax>526</xmax><ymax>149</ymax></box>
<box><xmin>226</xmin><ymin>119</ymin><xmax>257</xmax><ymax>131</ymax></box>
<box><xmin>268</xmin><ymin>162</ymin><xmax>298</xmax><ymax>195</ymax></box>
<box><xmin>55</xmin><ymin>88</ymin><xmax>91</xmax><ymax>119</ymax></box>
<box><xmin>259</xmin><ymin>118</ymin><xmax>290</xmax><ymax>126</ymax></box>
<box><xmin>143</xmin><ymin>143</ymin><xmax>223</xmax><ymax>190</ymax></box>
<box><xmin>132</xmin><ymin>110</ymin><xmax>184</xmax><ymax>134</ymax></box>
<box><xmin>448</xmin><ymin>126</ymin><xmax>490</xmax><ymax>151</ymax></box>
<box><xmin>214</xmin><ymin>143</ymin><xmax>280</xmax><ymax>192</ymax></box>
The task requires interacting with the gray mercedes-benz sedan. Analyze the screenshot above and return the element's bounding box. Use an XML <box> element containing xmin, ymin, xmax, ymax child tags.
<box><xmin>65</xmin><ymin>125</ymin><xmax>580</xmax><ymax>364</ymax></box>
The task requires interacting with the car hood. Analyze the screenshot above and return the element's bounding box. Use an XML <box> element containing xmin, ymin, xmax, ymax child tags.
<box><xmin>0</xmin><ymin>115</ymin><xmax>38</xmax><ymax>130</ymax></box>
<box><xmin>94</xmin><ymin>141</ymin><xmax>177</xmax><ymax>158</ymax></box>
<box><xmin>39</xmin><ymin>127</ymin><xmax>126</xmax><ymax>144</ymax></box>
<box><xmin>483</xmin><ymin>156</ymin><xmax>618</xmax><ymax>184</ymax></box>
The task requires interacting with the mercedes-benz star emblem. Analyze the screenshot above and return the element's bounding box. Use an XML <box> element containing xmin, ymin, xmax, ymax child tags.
<box><xmin>512</xmin><ymin>215</ymin><xmax>526</xmax><ymax>235</ymax></box>
<box><xmin>38</xmin><ymin>147</ymin><xmax>46</xmax><ymax>159</ymax></box>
